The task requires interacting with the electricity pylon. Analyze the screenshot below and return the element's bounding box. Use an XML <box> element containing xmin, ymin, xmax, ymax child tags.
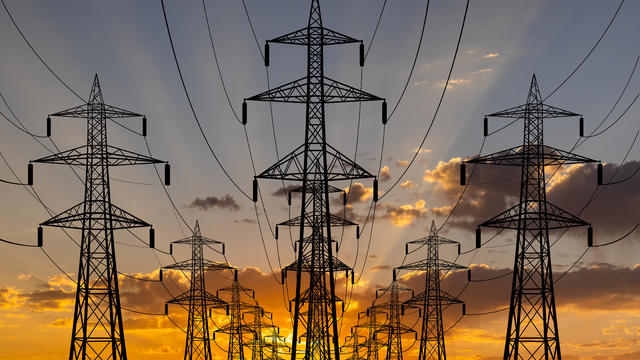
<box><xmin>215</xmin><ymin>270</ymin><xmax>259</xmax><ymax>360</ymax></box>
<box><xmin>341</xmin><ymin>332</ymin><xmax>366</xmax><ymax>360</ymax></box>
<box><xmin>262</xmin><ymin>329</ymin><xmax>290</xmax><ymax>360</ymax></box>
<box><xmin>372</xmin><ymin>274</ymin><xmax>416</xmax><ymax>360</ymax></box>
<box><xmin>245</xmin><ymin>306</ymin><xmax>276</xmax><ymax>360</ymax></box>
<box><xmin>354</xmin><ymin>305</ymin><xmax>386</xmax><ymax>360</ymax></box>
<box><xmin>31</xmin><ymin>74</ymin><xmax>168</xmax><ymax>360</ymax></box>
<box><xmin>165</xmin><ymin>220</ymin><xmax>232</xmax><ymax>360</ymax></box>
<box><xmin>461</xmin><ymin>74</ymin><xmax>599</xmax><ymax>360</ymax></box>
<box><xmin>396</xmin><ymin>221</ymin><xmax>465</xmax><ymax>360</ymax></box>
<box><xmin>244</xmin><ymin>1</ymin><xmax>385</xmax><ymax>360</ymax></box>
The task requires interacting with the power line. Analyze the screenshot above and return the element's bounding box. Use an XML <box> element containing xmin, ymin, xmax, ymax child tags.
<box><xmin>160</xmin><ymin>0</ymin><xmax>251</xmax><ymax>200</ymax></box>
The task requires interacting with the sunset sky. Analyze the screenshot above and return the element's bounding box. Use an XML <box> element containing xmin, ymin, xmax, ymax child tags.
<box><xmin>1</xmin><ymin>0</ymin><xmax>640</xmax><ymax>359</ymax></box>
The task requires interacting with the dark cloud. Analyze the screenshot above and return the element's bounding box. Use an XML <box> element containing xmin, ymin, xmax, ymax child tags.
<box><xmin>424</xmin><ymin>157</ymin><xmax>640</xmax><ymax>234</ymax></box>
<box><xmin>270</xmin><ymin>184</ymin><xmax>299</xmax><ymax>198</ymax></box>
<box><xmin>185</xmin><ymin>194</ymin><xmax>240</xmax><ymax>211</ymax></box>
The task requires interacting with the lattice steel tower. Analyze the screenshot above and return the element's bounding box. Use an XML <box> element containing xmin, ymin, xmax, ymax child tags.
<box><xmin>461</xmin><ymin>75</ymin><xmax>599</xmax><ymax>360</ymax></box>
<box><xmin>165</xmin><ymin>220</ymin><xmax>231</xmax><ymax>360</ymax></box>
<box><xmin>355</xmin><ymin>304</ymin><xmax>385</xmax><ymax>360</ymax></box>
<box><xmin>372</xmin><ymin>274</ymin><xmax>415</xmax><ymax>360</ymax></box>
<box><xmin>215</xmin><ymin>270</ymin><xmax>259</xmax><ymax>360</ymax></box>
<box><xmin>396</xmin><ymin>221</ymin><xmax>465</xmax><ymax>360</ymax></box>
<box><xmin>30</xmin><ymin>75</ymin><xmax>168</xmax><ymax>360</ymax></box>
<box><xmin>262</xmin><ymin>329</ymin><xmax>291</xmax><ymax>360</ymax></box>
<box><xmin>244</xmin><ymin>1</ymin><xmax>385</xmax><ymax>360</ymax></box>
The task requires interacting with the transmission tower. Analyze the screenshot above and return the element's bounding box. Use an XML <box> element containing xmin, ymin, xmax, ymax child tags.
<box><xmin>244</xmin><ymin>306</ymin><xmax>276</xmax><ymax>360</ymax></box>
<box><xmin>396</xmin><ymin>221</ymin><xmax>465</xmax><ymax>360</ymax></box>
<box><xmin>244</xmin><ymin>1</ymin><xmax>385</xmax><ymax>359</ymax></box>
<box><xmin>30</xmin><ymin>74</ymin><xmax>169</xmax><ymax>360</ymax></box>
<box><xmin>461</xmin><ymin>74</ymin><xmax>599</xmax><ymax>360</ymax></box>
<box><xmin>214</xmin><ymin>270</ymin><xmax>259</xmax><ymax>360</ymax></box>
<box><xmin>354</xmin><ymin>304</ymin><xmax>386</xmax><ymax>360</ymax></box>
<box><xmin>341</xmin><ymin>332</ymin><xmax>366</xmax><ymax>360</ymax></box>
<box><xmin>262</xmin><ymin>329</ymin><xmax>291</xmax><ymax>360</ymax></box>
<box><xmin>372</xmin><ymin>274</ymin><xmax>416</xmax><ymax>360</ymax></box>
<box><xmin>165</xmin><ymin>220</ymin><xmax>232</xmax><ymax>360</ymax></box>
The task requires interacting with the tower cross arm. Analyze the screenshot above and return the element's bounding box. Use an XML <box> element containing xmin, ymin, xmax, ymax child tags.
<box><xmin>480</xmin><ymin>200</ymin><xmax>590</xmax><ymax>230</ymax></box>
<box><xmin>269</xmin><ymin>26</ymin><xmax>359</xmax><ymax>46</ymax></box>
<box><xmin>487</xmin><ymin>103</ymin><xmax>580</xmax><ymax>120</ymax></box>
<box><xmin>32</xmin><ymin>145</ymin><xmax>166</xmax><ymax>167</ymax></box>
<box><xmin>50</xmin><ymin>103</ymin><xmax>142</xmax><ymax>119</ymax></box>
<box><xmin>396</xmin><ymin>259</ymin><xmax>466</xmax><ymax>272</ymax></box>
<box><xmin>246</xmin><ymin>77</ymin><xmax>382</xmax><ymax>103</ymax></box>
<box><xmin>40</xmin><ymin>202</ymin><xmax>150</xmax><ymax>230</ymax></box>
<box><xmin>464</xmin><ymin>145</ymin><xmax>598</xmax><ymax>167</ymax></box>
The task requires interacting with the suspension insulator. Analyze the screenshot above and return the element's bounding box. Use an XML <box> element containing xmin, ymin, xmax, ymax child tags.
<box><xmin>587</xmin><ymin>226</ymin><xmax>593</xmax><ymax>247</ymax></box>
<box><xmin>149</xmin><ymin>228</ymin><xmax>155</xmax><ymax>249</ymax></box>
<box><xmin>483</xmin><ymin>116</ymin><xmax>488</xmax><ymax>137</ymax></box>
<box><xmin>28</xmin><ymin>163</ymin><xmax>33</xmax><ymax>186</ymax></box>
<box><xmin>467</xmin><ymin>268</ymin><xmax>471</xmax><ymax>282</ymax></box>
<box><xmin>242</xmin><ymin>100</ymin><xmax>248</xmax><ymax>125</ymax></box>
<box><xmin>164</xmin><ymin>303</ymin><xmax>168</xmax><ymax>316</ymax></box>
<box><xmin>142</xmin><ymin>116</ymin><xmax>147</xmax><ymax>137</ymax></box>
<box><xmin>264</xmin><ymin>42</ymin><xmax>270</xmax><ymax>67</ymax></box>
<box><xmin>252</xmin><ymin>178</ymin><xmax>258</xmax><ymax>202</ymax></box>
<box><xmin>281</xmin><ymin>270</ymin><xmax>285</xmax><ymax>284</ymax></box>
<box><xmin>373</xmin><ymin>179</ymin><xmax>379</xmax><ymax>202</ymax></box>
<box><xmin>401</xmin><ymin>305</ymin><xmax>405</xmax><ymax>315</ymax></box>
<box><xmin>475</xmin><ymin>228</ymin><xmax>481</xmax><ymax>248</ymax></box>
<box><xmin>356</xmin><ymin>225</ymin><xmax>360</xmax><ymax>239</ymax></box>
<box><xmin>159</xmin><ymin>269</ymin><xmax>163</xmax><ymax>282</ymax></box>
<box><xmin>392</xmin><ymin>269</ymin><xmax>397</xmax><ymax>281</ymax></box>
<box><xmin>37</xmin><ymin>226</ymin><xmax>43</xmax><ymax>247</ymax></box>
<box><xmin>460</xmin><ymin>163</ymin><xmax>466</xmax><ymax>186</ymax></box>
<box><xmin>212</xmin><ymin>331</ymin><xmax>216</xmax><ymax>340</ymax></box>
<box><xmin>359</xmin><ymin>42</ymin><xmax>365</xmax><ymax>67</ymax></box>
<box><xmin>169</xmin><ymin>243</ymin><xmax>173</xmax><ymax>255</ymax></box>
<box><xmin>275</xmin><ymin>226</ymin><xmax>279</xmax><ymax>240</ymax></box>
<box><xmin>164</xmin><ymin>164</ymin><xmax>171</xmax><ymax>186</ymax></box>
<box><xmin>46</xmin><ymin>116</ymin><xmax>51</xmax><ymax>137</ymax></box>
<box><xmin>343</xmin><ymin>191</ymin><xmax>347</xmax><ymax>206</ymax></box>
<box><xmin>405</xmin><ymin>243</ymin><xmax>409</xmax><ymax>255</ymax></box>
<box><xmin>287</xmin><ymin>191</ymin><xmax>292</xmax><ymax>206</ymax></box>
<box><xmin>381</xmin><ymin>101</ymin><xmax>388</xmax><ymax>125</ymax></box>
<box><xmin>221</xmin><ymin>243</ymin><xmax>225</xmax><ymax>255</ymax></box>
<box><xmin>579</xmin><ymin>117</ymin><xmax>584</xmax><ymax>137</ymax></box>
<box><xmin>457</xmin><ymin>243</ymin><xmax>461</xmax><ymax>255</ymax></box>
<box><xmin>597</xmin><ymin>163</ymin><xmax>603</xmax><ymax>185</ymax></box>
<box><xmin>342</xmin><ymin>301</ymin><xmax>345</xmax><ymax>312</ymax></box>
<box><xmin>462</xmin><ymin>303</ymin><xmax>466</xmax><ymax>315</ymax></box>
<box><xmin>351</xmin><ymin>271</ymin><xmax>355</xmax><ymax>285</ymax></box>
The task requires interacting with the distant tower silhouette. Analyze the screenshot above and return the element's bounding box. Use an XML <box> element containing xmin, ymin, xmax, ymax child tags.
<box><xmin>244</xmin><ymin>1</ymin><xmax>386</xmax><ymax>360</ymax></box>
<box><xmin>372</xmin><ymin>274</ymin><xmax>415</xmax><ymax>360</ymax></box>
<box><xmin>262</xmin><ymin>329</ymin><xmax>290</xmax><ymax>360</ymax></box>
<box><xmin>462</xmin><ymin>74</ymin><xmax>599</xmax><ymax>360</ymax></box>
<box><xmin>397</xmin><ymin>221</ymin><xmax>465</xmax><ymax>360</ymax></box>
<box><xmin>31</xmin><ymin>75</ymin><xmax>169</xmax><ymax>360</ymax></box>
<box><xmin>165</xmin><ymin>221</ymin><xmax>231</xmax><ymax>360</ymax></box>
<box><xmin>215</xmin><ymin>270</ymin><xmax>259</xmax><ymax>360</ymax></box>
<box><xmin>355</xmin><ymin>304</ymin><xmax>385</xmax><ymax>360</ymax></box>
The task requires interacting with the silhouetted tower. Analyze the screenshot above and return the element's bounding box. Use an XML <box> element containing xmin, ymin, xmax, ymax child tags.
<box><xmin>354</xmin><ymin>305</ymin><xmax>385</xmax><ymax>360</ymax></box>
<box><xmin>31</xmin><ymin>75</ymin><xmax>169</xmax><ymax>360</ymax></box>
<box><xmin>262</xmin><ymin>329</ymin><xmax>290</xmax><ymax>360</ymax></box>
<box><xmin>165</xmin><ymin>221</ymin><xmax>231</xmax><ymax>360</ymax></box>
<box><xmin>372</xmin><ymin>274</ymin><xmax>415</xmax><ymax>360</ymax></box>
<box><xmin>215</xmin><ymin>270</ymin><xmax>258</xmax><ymax>360</ymax></box>
<box><xmin>341</xmin><ymin>333</ymin><xmax>365</xmax><ymax>360</ymax></box>
<box><xmin>245</xmin><ymin>306</ymin><xmax>276</xmax><ymax>360</ymax></box>
<box><xmin>396</xmin><ymin>221</ymin><xmax>465</xmax><ymax>360</ymax></box>
<box><xmin>461</xmin><ymin>74</ymin><xmax>599</xmax><ymax>360</ymax></box>
<box><xmin>244</xmin><ymin>1</ymin><xmax>385</xmax><ymax>360</ymax></box>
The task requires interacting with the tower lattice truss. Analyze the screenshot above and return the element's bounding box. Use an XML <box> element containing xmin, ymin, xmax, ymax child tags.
<box><xmin>371</xmin><ymin>277</ymin><xmax>415</xmax><ymax>360</ymax></box>
<box><xmin>31</xmin><ymin>75</ymin><xmax>168</xmax><ymax>360</ymax></box>
<box><xmin>165</xmin><ymin>220</ymin><xmax>232</xmax><ymax>360</ymax></box>
<box><xmin>396</xmin><ymin>221</ymin><xmax>466</xmax><ymax>360</ymax></box>
<box><xmin>245</xmin><ymin>1</ymin><xmax>385</xmax><ymax>360</ymax></box>
<box><xmin>462</xmin><ymin>74</ymin><xmax>599</xmax><ymax>360</ymax></box>
<box><xmin>214</xmin><ymin>270</ymin><xmax>263</xmax><ymax>360</ymax></box>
